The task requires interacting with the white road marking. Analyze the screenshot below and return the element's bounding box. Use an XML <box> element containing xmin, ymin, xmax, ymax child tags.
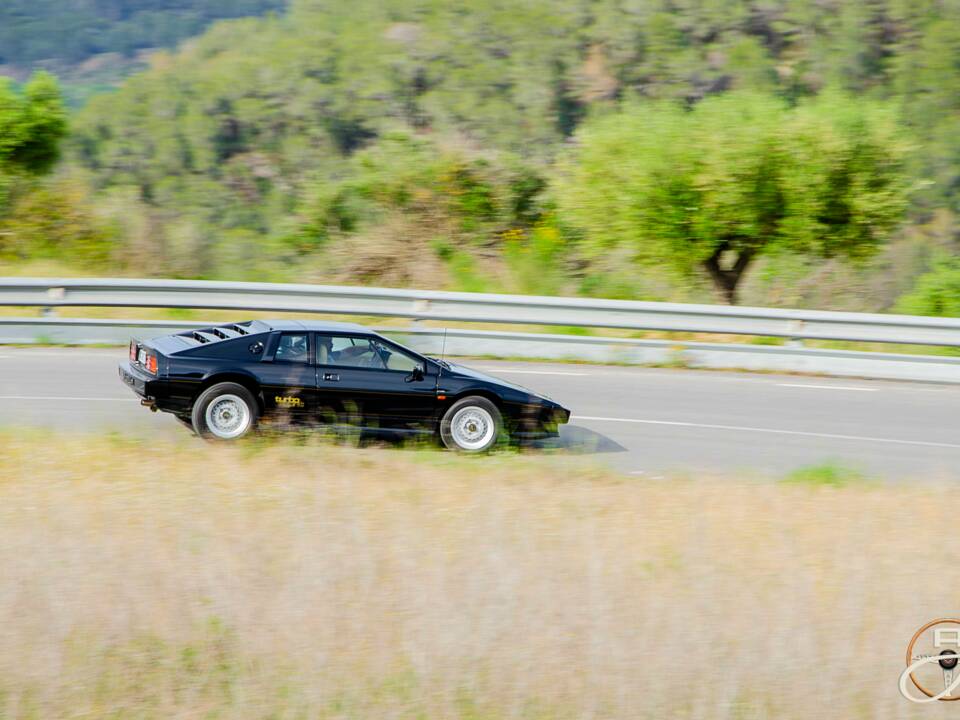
<box><xmin>0</xmin><ymin>396</ymin><xmax>133</xmax><ymax>402</ymax></box>
<box><xmin>0</xmin><ymin>352</ymin><xmax>125</xmax><ymax>359</ymax></box>
<box><xmin>573</xmin><ymin>415</ymin><xmax>960</xmax><ymax>450</ymax></box>
<box><xmin>777</xmin><ymin>383</ymin><xmax>877</xmax><ymax>392</ymax></box>
<box><xmin>474</xmin><ymin>367</ymin><xmax>588</xmax><ymax>376</ymax></box>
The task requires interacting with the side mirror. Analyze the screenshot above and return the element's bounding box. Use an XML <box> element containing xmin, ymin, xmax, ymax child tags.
<box><xmin>405</xmin><ymin>366</ymin><xmax>424</xmax><ymax>383</ymax></box>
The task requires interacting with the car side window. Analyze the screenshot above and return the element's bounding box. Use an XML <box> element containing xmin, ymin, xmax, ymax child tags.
<box><xmin>316</xmin><ymin>334</ymin><xmax>378</xmax><ymax>368</ymax></box>
<box><xmin>315</xmin><ymin>335</ymin><xmax>421</xmax><ymax>372</ymax></box>
<box><xmin>274</xmin><ymin>333</ymin><xmax>310</xmax><ymax>363</ymax></box>
<box><xmin>376</xmin><ymin>341</ymin><xmax>422</xmax><ymax>373</ymax></box>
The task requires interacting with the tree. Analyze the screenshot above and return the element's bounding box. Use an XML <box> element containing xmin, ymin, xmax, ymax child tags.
<box><xmin>891</xmin><ymin>10</ymin><xmax>960</xmax><ymax>216</ymax></box>
<box><xmin>0</xmin><ymin>72</ymin><xmax>68</xmax><ymax>199</ymax></box>
<box><xmin>0</xmin><ymin>72</ymin><xmax>70</xmax><ymax>258</ymax></box>
<box><xmin>554</xmin><ymin>91</ymin><xmax>911</xmax><ymax>303</ymax></box>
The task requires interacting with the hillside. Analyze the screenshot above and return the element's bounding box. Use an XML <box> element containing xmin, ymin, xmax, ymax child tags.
<box><xmin>0</xmin><ymin>0</ymin><xmax>286</xmax><ymax>104</ymax></box>
<box><xmin>0</xmin><ymin>1</ymin><xmax>286</xmax><ymax>66</ymax></box>
<box><xmin>4</xmin><ymin>0</ymin><xmax>960</xmax><ymax>311</ymax></box>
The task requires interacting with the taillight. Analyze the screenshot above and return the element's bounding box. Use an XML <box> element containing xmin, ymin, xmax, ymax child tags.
<box><xmin>129</xmin><ymin>340</ymin><xmax>138</xmax><ymax>362</ymax></box>
<box><xmin>144</xmin><ymin>354</ymin><xmax>158</xmax><ymax>374</ymax></box>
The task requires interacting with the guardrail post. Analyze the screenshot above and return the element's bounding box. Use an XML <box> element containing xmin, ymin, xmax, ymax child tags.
<box><xmin>787</xmin><ymin>319</ymin><xmax>805</xmax><ymax>349</ymax></box>
<box><xmin>412</xmin><ymin>299</ymin><xmax>429</xmax><ymax>322</ymax></box>
<box><xmin>411</xmin><ymin>299</ymin><xmax>427</xmax><ymax>339</ymax></box>
<box><xmin>42</xmin><ymin>287</ymin><xmax>65</xmax><ymax>318</ymax></box>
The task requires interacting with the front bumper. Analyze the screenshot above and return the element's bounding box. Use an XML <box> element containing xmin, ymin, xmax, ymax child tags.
<box><xmin>512</xmin><ymin>402</ymin><xmax>570</xmax><ymax>440</ymax></box>
<box><xmin>118</xmin><ymin>361</ymin><xmax>154</xmax><ymax>399</ymax></box>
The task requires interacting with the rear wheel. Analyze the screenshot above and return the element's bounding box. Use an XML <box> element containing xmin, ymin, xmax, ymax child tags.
<box><xmin>191</xmin><ymin>382</ymin><xmax>258</xmax><ymax>441</ymax></box>
<box><xmin>439</xmin><ymin>396</ymin><xmax>502</xmax><ymax>452</ymax></box>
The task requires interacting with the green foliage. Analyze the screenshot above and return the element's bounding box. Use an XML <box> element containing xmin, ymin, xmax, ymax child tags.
<box><xmin>782</xmin><ymin>463</ymin><xmax>867</xmax><ymax>487</ymax></box>
<box><xmin>502</xmin><ymin>223</ymin><xmax>568</xmax><ymax>296</ymax></box>
<box><xmin>445</xmin><ymin>249</ymin><xmax>493</xmax><ymax>294</ymax></box>
<box><xmin>0</xmin><ymin>73</ymin><xmax>68</xmax><ymax>177</ymax></box>
<box><xmin>891</xmin><ymin>5</ymin><xmax>960</xmax><ymax>215</ymax></box>
<box><xmin>555</xmin><ymin>91</ymin><xmax>910</xmax><ymax>302</ymax></box>
<box><xmin>316</xmin><ymin>132</ymin><xmax>518</xmax><ymax>238</ymax></box>
<box><xmin>4</xmin><ymin>0</ymin><xmax>960</xmax><ymax>308</ymax></box>
<box><xmin>895</xmin><ymin>254</ymin><xmax>960</xmax><ymax>317</ymax></box>
<box><xmin>0</xmin><ymin>174</ymin><xmax>116</xmax><ymax>266</ymax></box>
<box><xmin>0</xmin><ymin>71</ymin><xmax>69</xmax><ymax>249</ymax></box>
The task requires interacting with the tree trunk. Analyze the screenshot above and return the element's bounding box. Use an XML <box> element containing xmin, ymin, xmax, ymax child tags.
<box><xmin>703</xmin><ymin>245</ymin><xmax>753</xmax><ymax>304</ymax></box>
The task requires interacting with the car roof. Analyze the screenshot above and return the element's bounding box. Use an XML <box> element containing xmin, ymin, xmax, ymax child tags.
<box><xmin>262</xmin><ymin>319</ymin><xmax>373</xmax><ymax>334</ymax></box>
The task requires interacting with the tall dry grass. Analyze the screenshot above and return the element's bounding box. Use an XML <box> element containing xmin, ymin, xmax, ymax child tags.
<box><xmin>0</xmin><ymin>431</ymin><xmax>955</xmax><ymax>719</ymax></box>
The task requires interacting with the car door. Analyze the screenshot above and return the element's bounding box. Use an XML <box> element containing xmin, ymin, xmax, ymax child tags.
<box><xmin>256</xmin><ymin>331</ymin><xmax>317</xmax><ymax>420</ymax></box>
<box><xmin>315</xmin><ymin>333</ymin><xmax>436</xmax><ymax>430</ymax></box>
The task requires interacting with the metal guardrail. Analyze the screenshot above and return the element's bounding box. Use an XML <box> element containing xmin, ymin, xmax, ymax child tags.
<box><xmin>3</xmin><ymin>276</ymin><xmax>960</xmax><ymax>347</ymax></box>
<box><xmin>4</xmin><ymin>316</ymin><xmax>960</xmax><ymax>384</ymax></box>
<box><xmin>5</xmin><ymin>277</ymin><xmax>960</xmax><ymax>383</ymax></box>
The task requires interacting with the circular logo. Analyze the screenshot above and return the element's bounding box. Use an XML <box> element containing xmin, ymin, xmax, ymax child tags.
<box><xmin>900</xmin><ymin>619</ymin><xmax>960</xmax><ymax>703</ymax></box>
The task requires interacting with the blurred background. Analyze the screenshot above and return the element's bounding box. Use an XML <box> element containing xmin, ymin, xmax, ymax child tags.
<box><xmin>5</xmin><ymin>3</ymin><xmax>960</xmax><ymax>718</ymax></box>
<box><xmin>1</xmin><ymin>0</ymin><xmax>959</xmax><ymax>313</ymax></box>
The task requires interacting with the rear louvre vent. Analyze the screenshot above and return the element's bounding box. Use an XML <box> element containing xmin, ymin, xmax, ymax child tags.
<box><xmin>229</xmin><ymin>324</ymin><xmax>249</xmax><ymax>335</ymax></box>
<box><xmin>192</xmin><ymin>332</ymin><xmax>211</xmax><ymax>344</ymax></box>
<box><xmin>210</xmin><ymin>328</ymin><xmax>228</xmax><ymax>339</ymax></box>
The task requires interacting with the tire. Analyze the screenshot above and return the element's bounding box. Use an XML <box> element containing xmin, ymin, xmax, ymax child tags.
<box><xmin>191</xmin><ymin>382</ymin><xmax>258</xmax><ymax>441</ymax></box>
<box><xmin>439</xmin><ymin>396</ymin><xmax>502</xmax><ymax>452</ymax></box>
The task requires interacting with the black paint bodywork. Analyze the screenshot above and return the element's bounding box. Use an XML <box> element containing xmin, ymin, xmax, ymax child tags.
<box><xmin>119</xmin><ymin>319</ymin><xmax>570</xmax><ymax>439</ymax></box>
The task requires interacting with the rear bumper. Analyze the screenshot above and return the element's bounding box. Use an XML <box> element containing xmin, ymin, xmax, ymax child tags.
<box><xmin>118</xmin><ymin>361</ymin><xmax>155</xmax><ymax>399</ymax></box>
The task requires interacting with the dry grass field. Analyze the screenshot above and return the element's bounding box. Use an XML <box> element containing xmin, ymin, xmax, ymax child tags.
<box><xmin>0</xmin><ymin>431</ymin><xmax>956</xmax><ymax>719</ymax></box>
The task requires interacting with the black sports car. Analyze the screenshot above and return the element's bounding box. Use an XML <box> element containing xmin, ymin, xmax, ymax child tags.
<box><xmin>119</xmin><ymin>320</ymin><xmax>570</xmax><ymax>451</ymax></box>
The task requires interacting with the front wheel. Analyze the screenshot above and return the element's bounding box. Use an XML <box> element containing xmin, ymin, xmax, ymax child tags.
<box><xmin>439</xmin><ymin>396</ymin><xmax>502</xmax><ymax>452</ymax></box>
<box><xmin>191</xmin><ymin>382</ymin><xmax>258</xmax><ymax>441</ymax></box>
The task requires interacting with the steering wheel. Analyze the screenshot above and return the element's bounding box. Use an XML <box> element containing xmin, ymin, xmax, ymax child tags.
<box><xmin>361</xmin><ymin>351</ymin><xmax>385</xmax><ymax>369</ymax></box>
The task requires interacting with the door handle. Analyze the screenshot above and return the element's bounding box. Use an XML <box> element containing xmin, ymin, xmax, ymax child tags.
<box><xmin>322</xmin><ymin>372</ymin><xmax>339</xmax><ymax>381</ymax></box>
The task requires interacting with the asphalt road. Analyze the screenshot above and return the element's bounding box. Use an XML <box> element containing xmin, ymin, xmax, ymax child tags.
<box><xmin>2</xmin><ymin>347</ymin><xmax>960</xmax><ymax>479</ymax></box>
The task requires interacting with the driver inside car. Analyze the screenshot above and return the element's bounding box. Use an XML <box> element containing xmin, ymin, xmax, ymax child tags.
<box><xmin>317</xmin><ymin>335</ymin><xmax>352</xmax><ymax>364</ymax></box>
<box><xmin>317</xmin><ymin>335</ymin><xmax>334</xmax><ymax>364</ymax></box>
<box><xmin>317</xmin><ymin>335</ymin><xmax>383</xmax><ymax>367</ymax></box>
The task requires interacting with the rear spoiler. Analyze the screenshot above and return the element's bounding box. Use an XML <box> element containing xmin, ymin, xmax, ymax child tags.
<box><xmin>136</xmin><ymin>321</ymin><xmax>270</xmax><ymax>356</ymax></box>
<box><xmin>173</xmin><ymin>321</ymin><xmax>270</xmax><ymax>348</ymax></box>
